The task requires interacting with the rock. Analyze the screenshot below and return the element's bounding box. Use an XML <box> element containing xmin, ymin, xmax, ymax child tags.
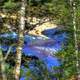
<box><xmin>28</xmin><ymin>21</ymin><xmax>58</xmax><ymax>38</ymax></box>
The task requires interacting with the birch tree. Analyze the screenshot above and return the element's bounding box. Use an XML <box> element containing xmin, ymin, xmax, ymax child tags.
<box><xmin>14</xmin><ymin>0</ymin><xmax>26</xmax><ymax>80</ymax></box>
<box><xmin>0</xmin><ymin>13</ymin><xmax>7</xmax><ymax>80</ymax></box>
<box><xmin>70</xmin><ymin>0</ymin><xmax>80</xmax><ymax>79</ymax></box>
<box><xmin>0</xmin><ymin>44</ymin><xmax>7</xmax><ymax>80</ymax></box>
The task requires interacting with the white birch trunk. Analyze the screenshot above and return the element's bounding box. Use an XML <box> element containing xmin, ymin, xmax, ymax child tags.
<box><xmin>14</xmin><ymin>0</ymin><xmax>26</xmax><ymax>80</ymax></box>
<box><xmin>0</xmin><ymin>45</ymin><xmax>7</xmax><ymax>80</ymax></box>
<box><xmin>70</xmin><ymin>0</ymin><xmax>80</xmax><ymax>79</ymax></box>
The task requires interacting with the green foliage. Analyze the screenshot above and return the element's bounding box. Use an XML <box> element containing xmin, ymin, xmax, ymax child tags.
<box><xmin>55</xmin><ymin>48</ymin><xmax>76</xmax><ymax>79</ymax></box>
<box><xmin>3</xmin><ymin>63</ymin><xmax>15</xmax><ymax>80</ymax></box>
<box><xmin>3</xmin><ymin>0</ymin><xmax>17</xmax><ymax>9</ymax></box>
<box><xmin>2</xmin><ymin>0</ymin><xmax>20</xmax><ymax>12</ymax></box>
<box><xmin>0</xmin><ymin>0</ymin><xmax>80</xmax><ymax>80</ymax></box>
<box><xmin>21</xmin><ymin>60</ymin><xmax>57</xmax><ymax>80</ymax></box>
<box><xmin>55</xmin><ymin>29</ymin><xmax>77</xmax><ymax>80</ymax></box>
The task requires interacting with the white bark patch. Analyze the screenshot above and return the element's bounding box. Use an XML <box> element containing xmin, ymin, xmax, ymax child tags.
<box><xmin>19</xmin><ymin>34</ymin><xmax>23</xmax><ymax>38</ymax></box>
<box><xmin>21</xmin><ymin>6</ymin><xmax>25</xmax><ymax>10</ymax></box>
<box><xmin>18</xmin><ymin>47</ymin><xmax>22</xmax><ymax>50</ymax></box>
<box><xmin>20</xmin><ymin>17</ymin><xmax>25</xmax><ymax>30</ymax></box>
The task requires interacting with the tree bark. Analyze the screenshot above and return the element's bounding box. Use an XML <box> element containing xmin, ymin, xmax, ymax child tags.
<box><xmin>70</xmin><ymin>0</ymin><xmax>80</xmax><ymax>79</ymax></box>
<box><xmin>0</xmin><ymin>45</ymin><xmax>7</xmax><ymax>80</ymax></box>
<box><xmin>14</xmin><ymin>0</ymin><xmax>26</xmax><ymax>80</ymax></box>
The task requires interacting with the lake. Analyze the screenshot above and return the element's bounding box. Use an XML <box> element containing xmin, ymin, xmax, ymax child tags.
<box><xmin>0</xmin><ymin>28</ymin><xmax>67</xmax><ymax>79</ymax></box>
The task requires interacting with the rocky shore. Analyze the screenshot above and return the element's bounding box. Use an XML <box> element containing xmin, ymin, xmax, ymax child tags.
<box><xmin>28</xmin><ymin>21</ymin><xmax>58</xmax><ymax>38</ymax></box>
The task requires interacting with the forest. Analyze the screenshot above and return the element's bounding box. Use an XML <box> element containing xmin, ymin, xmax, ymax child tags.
<box><xmin>0</xmin><ymin>0</ymin><xmax>80</xmax><ymax>80</ymax></box>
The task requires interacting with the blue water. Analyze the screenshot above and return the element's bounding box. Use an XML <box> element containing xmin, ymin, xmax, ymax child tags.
<box><xmin>0</xmin><ymin>29</ymin><xmax>67</xmax><ymax>65</ymax></box>
<box><xmin>0</xmin><ymin>28</ymin><xmax>67</xmax><ymax>79</ymax></box>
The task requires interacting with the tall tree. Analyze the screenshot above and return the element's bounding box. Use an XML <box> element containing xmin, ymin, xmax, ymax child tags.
<box><xmin>70</xmin><ymin>0</ymin><xmax>80</xmax><ymax>79</ymax></box>
<box><xmin>14</xmin><ymin>0</ymin><xmax>26</xmax><ymax>80</ymax></box>
<box><xmin>0</xmin><ymin>44</ymin><xmax>7</xmax><ymax>80</ymax></box>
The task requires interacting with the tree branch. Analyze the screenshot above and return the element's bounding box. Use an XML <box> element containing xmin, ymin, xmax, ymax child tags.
<box><xmin>4</xmin><ymin>44</ymin><xmax>16</xmax><ymax>60</ymax></box>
